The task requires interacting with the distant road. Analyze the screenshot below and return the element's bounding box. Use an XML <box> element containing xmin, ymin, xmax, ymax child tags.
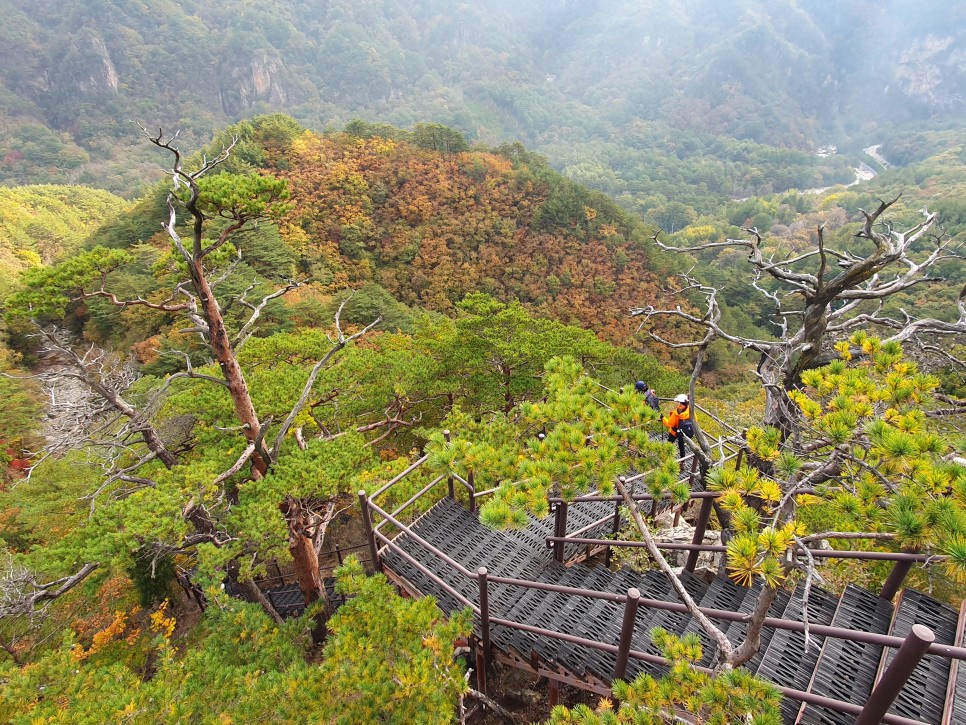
<box><xmin>864</xmin><ymin>144</ymin><xmax>891</xmax><ymax>169</ymax></box>
<box><xmin>803</xmin><ymin>162</ymin><xmax>876</xmax><ymax>195</ymax></box>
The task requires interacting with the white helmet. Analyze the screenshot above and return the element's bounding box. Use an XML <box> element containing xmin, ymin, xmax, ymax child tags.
<box><xmin>673</xmin><ymin>394</ymin><xmax>689</xmax><ymax>403</ymax></box>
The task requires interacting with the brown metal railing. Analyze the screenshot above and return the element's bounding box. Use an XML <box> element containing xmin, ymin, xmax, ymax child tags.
<box><xmin>361</xmin><ymin>473</ymin><xmax>966</xmax><ymax>722</ymax></box>
<box><xmin>548</xmin><ymin>479</ymin><xmax>933</xmax><ymax>599</ymax></box>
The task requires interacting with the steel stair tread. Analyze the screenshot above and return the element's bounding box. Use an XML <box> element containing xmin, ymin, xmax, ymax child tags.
<box><xmin>754</xmin><ymin>582</ymin><xmax>839</xmax><ymax>724</ymax></box>
<box><xmin>379</xmin><ymin>494</ymin><xmax>964</xmax><ymax>723</ymax></box>
<box><xmin>799</xmin><ymin>584</ymin><xmax>893</xmax><ymax>725</ymax></box>
<box><xmin>730</xmin><ymin>581</ymin><xmax>793</xmax><ymax>675</ymax></box>
<box><xmin>679</xmin><ymin>575</ymin><xmax>750</xmax><ymax>667</ymax></box>
<box><xmin>881</xmin><ymin>589</ymin><xmax>960</xmax><ymax>725</ymax></box>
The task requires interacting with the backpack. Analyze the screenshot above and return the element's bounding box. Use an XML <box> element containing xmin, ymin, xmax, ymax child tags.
<box><xmin>644</xmin><ymin>389</ymin><xmax>660</xmax><ymax>412</ymax></box>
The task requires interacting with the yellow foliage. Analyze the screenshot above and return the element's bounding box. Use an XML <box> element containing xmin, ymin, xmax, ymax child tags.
<box><xmin>364</xmin><ymin>137</ymin><xmax>397</xmax><ymax>155</ymax></box>
<box><xmin>599</xmin><ymin>223</ymin><xmax>618</xmax><ymax>237</ymax></box>
<box><xmin>150</xmin><ymin>599</ymin><xmax>177</xmax><ymax>639</ymax></box>
<box><xmin>833</xmin><ymin>340</ymin><xmax>852</xmax><ymax>360</ymax></box>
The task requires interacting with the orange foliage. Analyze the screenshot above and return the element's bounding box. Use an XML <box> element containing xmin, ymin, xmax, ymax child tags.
<box><xmin>279</xmin><ymin>131</ymin><xmax>669</xmax><ymax>346</ymax></box>
<box><xmin>130</xmin><ymin>335</ymin><xmax>162</xmax><ymax>365</ymax></box>
<box><xmin>72</xmin><ymin>606</ymin><xmax>140</xmax><ymax>660</ymax></box>
<box><xmin>70</xmin><ymin>572</ymin><xmax>138</xmax><ymax>642</ymax></box>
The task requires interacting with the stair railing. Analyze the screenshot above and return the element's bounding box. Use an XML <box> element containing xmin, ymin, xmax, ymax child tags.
<box><xmin>358</xmin><ymin>432</ymin><xmax>959</xmax><ymax>717</ymax></box>
<box><xmin>547</xmin><ymin>480</ymin><xmax>925</xmax><ymax>597</ymax></box>
<box><xmin>360</xmin><ymin>488</ymin><xmax>966</xmax><ymax>721</ymax></box>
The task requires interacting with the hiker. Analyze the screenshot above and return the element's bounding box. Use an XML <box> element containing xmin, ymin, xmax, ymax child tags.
<box><xmin>635</xmin><ymin>380</ymin><xmax>660</xmax><ymax>412</ymax></box>
<box><xmin>662</xmin><ymin>393</ymin><xmax>694</xmax><ymax>461</ymax></box>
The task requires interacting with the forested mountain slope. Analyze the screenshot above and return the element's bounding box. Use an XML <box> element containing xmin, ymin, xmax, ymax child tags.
<box><xmin>1</xmin><ymin>0</ymin><xmax>962</xmax><ymax>199</ymax></box>
<box><xmin>0</xmin><ymin>185</ymin><xmax>126</xmax><ymax>297</ymax></box>
<box><xmin>0</xmin><ymin>100</ymin><xmax>962</xmax><ymax>723</ymax></box>
<box><xmin>35</xmin><ymin>118</ymin><xmax>672</xmax><ymax>353</ymax></box>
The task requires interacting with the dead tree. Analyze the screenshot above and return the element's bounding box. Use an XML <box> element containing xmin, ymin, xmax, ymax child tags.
<box><xmin>9</xmin><ymin>129</ymin><xmax>379</xmax><ymax>616</ymax></box>
<box><xmin>29</xmin><ymin>327</ymin><xmax>180</xmax><ymax>473</ymax></box>
<box><xmin>0</xmin><ymin>555</ymin><xmax>99</xmax><ymax>663</ymax></box>
<box><xmin>633</xmin><ymin>197</ymin><xmax>965</xmax><ymax>439</ymax></box>
<box><xmin>627</xmin><ymin>197</ymin><xmax>965</xmax><ymax>668</ymax></box>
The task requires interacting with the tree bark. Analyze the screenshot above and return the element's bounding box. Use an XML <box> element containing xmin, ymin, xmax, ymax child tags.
<box><xmin>239</xmin><ymin>578</ymin><xmax>284</xmax><ymax>624</ymax></box>
<box><xmin>190</xmin><ymin>259</ymin><xmax>268</xmax><ymax>476</ymax></box>
<box><xmin>226</xmin><ymin>560</ymin><xmax>283</xmax><ymax>624</ymax></box>
<box><xmin>281</xmin><ymin>499</ymin><xmax>325</xmax><ymax>605</ymax></box>
<box><xmin>93</xmin><ymin>380</ymin><xmax>180</xmax><ymax>469</ymax></box>
<box><xmin>614</xmin><ymin>477</ymin><xmax>734</xmax><ymax>666</ymax></box>
<box><xmin>729</xmin><ymin>584</ymin><xmax>778</xmax><ymax>667</ymax></box>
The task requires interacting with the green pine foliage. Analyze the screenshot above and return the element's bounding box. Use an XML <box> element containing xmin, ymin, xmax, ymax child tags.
<box><xmin>546</xmin><ymin>630</ymin><xmax>781</xmax><ymax>725</ymax></box>
<box><xmin>712</xmin><ymin>334</ymin><xmax>966</xmax><ymax>593</ymax></box>
<box><xmin>426</xmin><ymin>355</ymin><xmax>678</xmax><ymax>528</ymax></box>
<box><xmin>0</xmin><ymin>561</ymin><xmax>469</xmax><ymax>724</ymax></box>
<box><xmin>317</xmin><ymin>558</ymin><xmax>471</xmax><ymax>724</ymax></box>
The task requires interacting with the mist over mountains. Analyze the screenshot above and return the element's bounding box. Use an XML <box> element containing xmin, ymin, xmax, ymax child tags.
<box><xmin>1</xmin><ymin>0</ymin><xmax>963</xmax><ymax>193</ymax></box>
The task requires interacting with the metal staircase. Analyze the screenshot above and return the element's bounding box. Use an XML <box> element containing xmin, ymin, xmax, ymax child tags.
<box><xmin>379</xmin><ymin>496</ymin><xmax>966</xmax><ymax>725</ymax></box>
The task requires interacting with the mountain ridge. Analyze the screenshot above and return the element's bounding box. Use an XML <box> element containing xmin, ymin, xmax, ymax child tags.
<box><xmin>1</xmin><ymin>0</ymin><xmax>963</xmax><ymax>196</ymax></box>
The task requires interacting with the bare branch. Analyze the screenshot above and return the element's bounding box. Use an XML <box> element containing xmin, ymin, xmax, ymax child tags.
<box><xmin>270</xmin><ymin>300</ymin><xmax>381</xmax><ymax>461</ymax></box>
<box><xmin>0</xmin><ymin>558</ymin><xmax>99</xmax><ymax>620</ymax></box>
<box><xmin>162</xmin><ymin>350</ymin><xmax>228</xmax><ymax>388</ymax></box>
<box><xmin>793</xmin><ymin>534</ymin><xmax>824</xmax><ymax>654</ymax></box>
<box><xmin>231</xmin><ymin>279</ymin><xmax>302</xmax><ymax>352</ymax></box>
<box><xmin>797</xmin><ymin>531</ymin><xmax>898</xmax><ymax>545</ymax></box>
<box><xmin>212</xmin><ymin>443</ymin><xmax>256</xmax><ymax>487</ymax></box>
<box><xmin>79</xmin><ymin>288</ymin><xmax>191</xmax><ymax>313</ymax></box>
<box><xmin>614</xmin><ymin>476</ymin><xmax>734</xmax><ymax>665</ymax></box>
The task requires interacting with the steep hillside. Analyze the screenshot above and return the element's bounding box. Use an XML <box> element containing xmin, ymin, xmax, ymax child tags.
<box><xmin>54</xmin><ymin>118</ymin><xmax>670</xmax><ymax>351</ymax></box>
<box><xmin>0</xmin><ymin>185</ymin><xmax>126</xmax><ymax>297</ymax></box>
<box><xmin>278</xmin><ymin>129</ymin><xmax>666</xmax><ymax>342</ymax></box>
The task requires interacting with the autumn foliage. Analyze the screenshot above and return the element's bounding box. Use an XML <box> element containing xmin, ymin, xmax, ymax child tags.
<box><xmin>277</xmin><ymin>131</ymin><xmax>665</xmax><ymax>344</ymax></box>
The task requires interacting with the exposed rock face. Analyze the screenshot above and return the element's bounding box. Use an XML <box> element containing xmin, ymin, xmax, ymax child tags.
<box><xmin>48</xmin><ymin>29</ymin><xmax>120</xmax><ymax>99</ymax></box>
<box><xmin>219</xmin><ymin>53</ymin><xmax>289</xmax><ymax>116</ymax></box>
<box><xmin>87</xmin><ymin>35</ymin><xmax>119</xmax><ymax>94</ymax></box>
<box><xmin>659</xmin><ymin>523</ymin><xmax>722</xmax><ymax>570</ymax></box>
<box><xmin>894</xmin><ymin>34</ymin><xmax>966</xmax><ymax>109</ymax></box>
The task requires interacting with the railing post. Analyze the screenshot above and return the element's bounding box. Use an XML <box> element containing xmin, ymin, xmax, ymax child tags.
<box><xmin>605</xmin><ymin>489</ymin><xmax>622</xmax><ymax>568</ymax></box>
<box><xmin>335</xmin><ymin>545</ymin><xmax>343</xmax><ymax>567</ymax></box>
<box><xmin>553</xmin><ymin>501</ymin><xmax>568</xmax><ymax>563</ymax></box>
<box><xmin>477</xmin><ymin>566</ymin><xmax>491</xmax><ymax>695</ymax></box>
<box><xmin>613</xmin><ymin>587</ymin><xmax>640</xmax><ymax>681</ymax></box>
<box><xmin>358</xmin><ymin>490</ymin><xmax>382</xmax><ymax>573</ymax></box>
<box><xmin>685</xmin><ymin>496</ymin><xmax>713</xmax><ymax>573</ymax></box>
<box><xmin>467</xmin><ymin>470</ymin><xmax>476</xmax><ymax>512</ymax></box>
<box><xmin>854</xmin><ymin>624</ymin><xmax>935</xmax><ymax>725</ymax></box>
<box><xmin>548</xmin><ymin>679</ymin><xmax>559</xmax><ymax>707</ymax></box>
<box><xmin>687</xmin><ymin>448</ymin><xmax>700</xmax><ymax>487</ymax></box>
<box><xmin>444</xmin><ymin>429</ymin><xmax>455</xmax><ymax>499</ymax></box>
<box><xmin>879</xmin><ymin>555</ymin><xmax>915</xmax><ymax>601</ymax></box>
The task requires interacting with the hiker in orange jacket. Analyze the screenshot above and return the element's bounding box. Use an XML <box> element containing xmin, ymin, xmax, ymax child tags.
<box><xmin>662</xmin><ymin>393</ymin><xmax>694</xmax><ymax>461</ymax></box>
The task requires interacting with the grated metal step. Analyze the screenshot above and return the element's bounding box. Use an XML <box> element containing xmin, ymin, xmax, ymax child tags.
<box><xmin>754</xmin><ymin>581</ymin><xmax>840</xmax><ymax>724</ymax></box>
<box><xmin>729</xmin><ymin>581</ymin><xmax>792</xmax><ymax>675</ymax></box>
<box><xmin>798</xmin><ymin>584</ymin><xmax>893</xmax><ymax>725</ymax></box>
<box><xmin>679</xmin><ymin>575</ymin><xmax>749</xmax><ymax>667</ymax></box>
<box><xmin>880</xmin><ymin>589</ymin><xmax>960</xmax><ymax>725</ymax></box>
<box><xmin>624</xmin><ymin>570</ymin><xmax>710</xmax><ymax>680</ymax></box>
<box><xmin>379</xmin><ymin>495</ymin><xmax>964</xmax><ymax>723</ymax></box>
<box><xmin>264</xmin><ymin>582</ymin><xmax>307</xmax><ymax>618</ymax></box>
